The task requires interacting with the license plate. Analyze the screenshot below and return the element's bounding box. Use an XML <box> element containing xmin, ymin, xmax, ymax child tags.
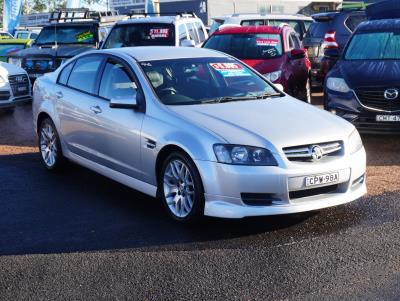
<box><xmin>305</xmin><ymin>172</ymin><xmax>339</xmax><ymax>187</ymax></box>
<box><xmin>376</xmin><ymin>115</ymin><xmax>400</xmax><ymax>122</ymax></box>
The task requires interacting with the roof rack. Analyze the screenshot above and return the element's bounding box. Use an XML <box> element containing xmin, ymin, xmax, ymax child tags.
<box><xmin>49</xmin><ymin>8</ymin><xmax>126</xmax><ymax>24</ymax></box>
<box><xmin>127</xmin><ymin>11</ymin><xmax>197</xmax><ymax>19</ymax></box>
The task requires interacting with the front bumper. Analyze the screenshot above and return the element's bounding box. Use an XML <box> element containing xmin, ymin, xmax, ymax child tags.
<box><xmin>195</xmin><ymin>147</ymin><xmax>366</xmax><ymax>218</ymax></box>
<box><xmin>325</xmin><ymin>89</ymin><xmax>400</xmax><ymax>134</ymax></box>
<box><xmin>0</xmin><ymin>85</ymin><xmax>31</xmax><ymax>109</ymax></box>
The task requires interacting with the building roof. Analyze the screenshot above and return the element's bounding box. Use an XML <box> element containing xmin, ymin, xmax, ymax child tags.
<box><xmin>102</xmin><ymin>46</ymin><xmax>226</xmax><ymax>61</ymax></box>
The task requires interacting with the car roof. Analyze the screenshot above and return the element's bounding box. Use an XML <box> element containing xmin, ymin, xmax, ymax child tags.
<box><xmin>212</xmin><ymin>25</ymin><xmax>283</xmax><ymax>35</ymax></box>
<box><xmin>43</xmin><ymin>21</ymin><xmax>98</xmax><ymax>27</ymax></box>
<box><xmin>357</xmin><ymin>18</ymin><xmax>400</xmax><ymax>32</ymax></box>
<box><xmin>213</xmin><ymin>14</ymin><xmax>312</xmax><ymax>21</ymax></box>
<box><xmin>116</xmin><ymin>16</ymin><xmax>199</xmax><ymax>26</ymax></box>
<box><xmin>101</xmin><ymin>46</ymin><xmax>226</xmax><ymax>61</ymax></box>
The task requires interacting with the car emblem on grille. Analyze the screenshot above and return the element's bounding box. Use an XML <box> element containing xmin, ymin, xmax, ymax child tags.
<box><xmin>311</xmin><ymin>145</ymin><xmax>324</xmax><ymax>161</ymax></box>
<box><xmin>15</xmin><ymin>76</ymin><xmax>24</xmax><ymax>82</ymax></box>
<box><xmin>384</xmin><ymin>88</ymin><xmax>399</xmax><ymax>100</ymax></box>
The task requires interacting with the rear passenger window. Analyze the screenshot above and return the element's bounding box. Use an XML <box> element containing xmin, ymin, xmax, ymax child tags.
<box><xmin>58</xmin><ymin>62</ymin><xmax>74</xmax><ymax>85</ymax></box>
<box><xmin>187</xmin><ymin>23</ymin><xmax>200</xmax><ymax>44</ymax></box>
<box><xmin>291</xmin><ymin>33</ymin><xmax>301</xmax><ymax>49</ymax></box>
<box><xmin>67</xmin><ymin>56</ymin><xmax>103</xmax><ymax>94</ymax></box>
<box><xmin>178</xmin><ymin>24</ymin><xmax>188</xmax><ymax>45</ymax></box>
<box><xmin>345</xmin><ymin>14</ymin><xmax>367</xmax><ymax>32</ymax></box>
<box><xmin>195</xmin><ymin>22</ymin><xmax>206</xmax><ymax>42</ymax></box>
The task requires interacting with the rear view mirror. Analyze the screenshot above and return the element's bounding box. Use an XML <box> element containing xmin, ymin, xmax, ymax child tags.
<box><xmin>289</xmin><ymin>49</ymin><xmax>306</xmax><ymax>60</ymax></box>
<box><xmin>110</xmin><ymin>94</ymin><xmax>138</xmax><ymax>109</ymax></box>
<box><xmin>181</xmin><ymin>39</ymin><xmax>196</xmax><ymax>47</ymax></box>
<box><xmin>324</xmin><ymin>48</ymin><xmax>340</xmax><ymax>59</ymax></box>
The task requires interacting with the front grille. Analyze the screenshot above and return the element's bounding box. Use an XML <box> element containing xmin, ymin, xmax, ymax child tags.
<box><xmin>0</xmin><ymin>90</ymin><xmax>10</xmax><ymax>101</ymax></box>
<box><xmin>8</xmin><ymin>74</ymin><xmax>29</xmax><ymax>96</ymax></box>
<box><xmin>289</xmin><ymin>184</ymin><xmax>339</xmax><ymax>199</ymax></box>
<box><xmin>283</xmin><ymin>141</ymin><xmax>342</xmax><ymax>162</ymax></box>
<box><xmin>355</xmin><ymin>87</ymin><xmax>400</xmax><ymax>112</ymax></box>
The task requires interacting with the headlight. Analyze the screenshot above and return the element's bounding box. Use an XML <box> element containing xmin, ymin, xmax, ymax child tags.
<box><xmin>0</xmin><ymin>75</ymin><xmax>5</xmax><ymax>84</ymax></box>
<box><xmin>213</xmin><ymin>144</ymin><xmax>278</xmax><ymax>166</ymax></box>
<box><xmin>348</xmin><ymin>129</ymin><xmax>363</xmax><ymax>154</ymax></box>
<box><xmin>264</xmin><ymin>70</ymin><xmax>282</xmax><ymax>82</ymax></box>
<box><xmin>8</xmin><ymin>57</ymin><xmax>22</xmax><ymax>67</ymax></box>
<box><xmin>326</xmin><ymin>77</ymin><xmax>351</xmax><ymax>93</ymax></box>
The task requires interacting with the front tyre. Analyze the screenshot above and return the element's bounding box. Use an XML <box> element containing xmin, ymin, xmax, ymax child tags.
<box><xmin>159</xmin><ymin>151</ymin><xmax>205</xmax><ymax>223</ymax></box>
<box><xmin>38</xmin><ymin>118</ymin><xmax>64</xmax><ymax>171</ymax></box>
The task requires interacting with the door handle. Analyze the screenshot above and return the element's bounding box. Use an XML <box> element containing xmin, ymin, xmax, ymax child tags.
<box><xmin>55</xmin><ymin>91</ymin><xmax>63</xmax><ymax>99</ymax></box>
<box><xmin>90</xmin><ymin>105</ymin><xmax>102</xmax><ymax>114</ymax></box>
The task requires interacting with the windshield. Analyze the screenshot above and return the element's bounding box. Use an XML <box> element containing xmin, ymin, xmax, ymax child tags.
<box><xmin>103</xmin><ymin>23</ymin><xmax>175</xmax><ymax>48</ymax></box>
<box><xmin>140</xmin><ymin>57</ymin><xmax>278</xmax><ymax>105</ymax></box>
<box><xmin>35</xmin><ymin>25</ymin><xmax>96</xmax><ymax>45</ymax></box>
<box><xmin>204</xmin><ymin>33</ymin><xmax>283</xmax><ymax>60</ymax></box>
<box><xmin>345</xmin><ymin>31</ymin><xmax>400</xmax><ymax>60</ymax></box>
<box><xmin>0</xmin><ymin>44</ymin><xmax>26</xmax><ymax>58</ymax></box>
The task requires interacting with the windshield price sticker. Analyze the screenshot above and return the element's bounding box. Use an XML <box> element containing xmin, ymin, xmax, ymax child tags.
<box><xmin>150</xmin><ymin>28</ymin><xmax>170</xmax><ymax>39</ymax></box>
<box><xmin>256</xmin><ymin>38</ymin><xmax>279</xmax><ymax>46</ymax></box>
<box><xmin>210</xmin><ymin>63</ymin><xmax>251</xmax><ymax>77</ymax></box>
<box><xmin>76</xmin><ymin>31</ymin><xmax>94</xmax><ymax>42</ymax></box>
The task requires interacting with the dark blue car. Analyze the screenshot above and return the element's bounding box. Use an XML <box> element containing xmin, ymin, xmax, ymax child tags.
<box><xmin>324</xmin><ymin>18</ymin><xmax>400</xmax><ymax>133</ymax></box>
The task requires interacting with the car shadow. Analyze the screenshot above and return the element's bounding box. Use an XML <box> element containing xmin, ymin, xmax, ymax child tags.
<box><xmin>0</xmin><ymin>152</ymin><xmax>329</xmax><ymax>256</ymax></box>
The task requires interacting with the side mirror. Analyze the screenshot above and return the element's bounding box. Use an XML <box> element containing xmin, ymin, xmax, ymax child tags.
<box><xmin>181</xmin><ymin>39</ymin><xmax>196</xmax><ymax>47</ymax></box>
<box><xmin>289</xmin><ymin>49</ymin><xmax>306</xmax><ymax>60</ymax></box>
<box><xmin>275</xmin><ymin>84</ymin><xmax>284</xmax><ymax>92</ymax></box>
<box><xmin>109</xmin><ymin>94</ymin><xmax>138</xmax><ymax>109</ymax></box>
<box><xmin>324</xmin><ymin>48</ymin><xmax>340</xmax><ymax>59</ymax></box>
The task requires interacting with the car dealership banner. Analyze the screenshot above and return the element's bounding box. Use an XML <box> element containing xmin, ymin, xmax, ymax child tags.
<box><xmin>3</xmin><ymin>0</ymin><xmax>23</xmax><ymax>34</ymax></box>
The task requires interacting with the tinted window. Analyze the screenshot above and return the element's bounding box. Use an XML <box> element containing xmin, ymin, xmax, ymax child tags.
<box><xmin>241</xmin><ymin>20</ymin><xmax>265</xmax><ymax>26</ymax></box>
<box><xmin>103</xmin><ymin>23</ymin><xmax>175</xmax><ymax>48</ymax></box>
<box><xmin>290</xmin><ymin>33</ymin><xmax>301</xmax><ymax>49</ymax></box>
<box><xmin>306</xmin><ymin>21</ymin><xmax>333</xmax><ymax>38</ymax></box>
<box><xmin>68</xmin><ymin>56</ymin><xmax>103</xmax><ymax>94</ymax></box>
<box><xmin>204</xmin><ymin>34</ymin><xmax>283</xmax><ymax>59</ymax></box>
<box><xmin>345</xmin><ymin>14</ymin><xmax>367</xmax><ymax>32</ymax></box>
<box><xmin>345</xmin><ymin>31</ymin><xmax>400</xmax><ymax>60</ymax></box>
<box><xmin>195</xmin><ymin>22</ymin><xmax>206</xmax><ymax>42</ymax></box>
<box><xmin>31</xmin><ymin>33</ymin><xmax>38</xmax><ymax>39</ymax></box>
<box><xmin>140</xmin><ymin>57</ymin><xmax>277</xmax><ymax>105</ymax></box>
<box><xmin>99</xmin><ymin>61</ymin><xmax>138</xmax><ymax>100</ymax></box>
<box><xmin>58</xmin><ymin>62</ymin><xmax>74</xmax><ymax>85</ymax></box>
<box><xmin>17</xmin><ymin>32</ymin><xmax>29</xmax><ymax>39</ymax></box>
<box><xmin>35</xmin><ymin>25</ymin><xmax>97</xmax><ymax>45</ymax></box>
<box><xmin>178</xmin><ymin>24</ymin><xmax>187</xmax><ymax>45</ymax></box>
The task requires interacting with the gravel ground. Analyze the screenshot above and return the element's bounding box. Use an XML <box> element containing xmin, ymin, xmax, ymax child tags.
<box><xmin>1</xmin><ymin>99</ymin><xmax>400</xmax><ymax>300</ymax></box>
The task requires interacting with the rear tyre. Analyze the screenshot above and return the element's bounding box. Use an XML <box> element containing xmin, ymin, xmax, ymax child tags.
<box><xmin>38</xmin><ymin>118</ymin><xmax>65</xmax><ymax>171</ymax></box>
<box><xmin>159</xmin><ymin>151</ymin><xmax>205</xmax><ymax>223</ymax></box>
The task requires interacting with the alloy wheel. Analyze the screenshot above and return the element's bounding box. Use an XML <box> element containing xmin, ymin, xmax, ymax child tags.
<box><xmin>163</xmin><ymin>159</ymin><xmax>195</xmax><ymax>218</ymax></box>
<box><xmin>39</xmin><ymin>123</ymin><xmax>58</xmax><ymax>168</ymax></box>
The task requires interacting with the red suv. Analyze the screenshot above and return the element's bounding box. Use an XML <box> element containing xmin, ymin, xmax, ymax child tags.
<box><xmin>203</xmin><ymin>25</ymin><xmax>311</xmax><ymax>102</ymax></box>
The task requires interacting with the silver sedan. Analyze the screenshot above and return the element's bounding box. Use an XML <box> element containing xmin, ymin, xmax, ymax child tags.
<box><xmin>33</xmin><ymin>47</ymin><xmax>366</xmax><ymax>223</ymax></box>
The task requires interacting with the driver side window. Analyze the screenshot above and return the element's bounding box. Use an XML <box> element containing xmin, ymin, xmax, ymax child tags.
<box><xmin>99</xmin><ymin>59</ymin><xmax>138</xmax><ymax>100</ymax></box>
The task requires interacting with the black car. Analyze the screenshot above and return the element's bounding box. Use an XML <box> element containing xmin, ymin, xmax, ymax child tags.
<box><xmin>7</xmin><ymin>10</ymin><xmax>105</xmax><ymax>82</ymax></box>
<box><xmin>303</xmin><ymin>9</ymin><xmax>366</xmax><ymax>88</ymax></box>
<box><xmin>324</xmin><ymin>18</ymin><xmax>400</xmax><ymax>134</ymax></box>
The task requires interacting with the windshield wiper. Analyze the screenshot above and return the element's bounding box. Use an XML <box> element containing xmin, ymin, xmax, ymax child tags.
<box><xmin>255</xmin><ymin>92</ymin><xmax>283</xmax><ymax>99</ymax></box>
<box><xmin>201</xmin><ymin>96</ymin><xmax>258</xmax><ymax>104</ymax></box>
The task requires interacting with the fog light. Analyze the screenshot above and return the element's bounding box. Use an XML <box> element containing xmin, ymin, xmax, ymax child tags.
<box><xmin>330</xmin><ymin>109</ymin><xmax>337</xmax><ymax>114</ymax></box>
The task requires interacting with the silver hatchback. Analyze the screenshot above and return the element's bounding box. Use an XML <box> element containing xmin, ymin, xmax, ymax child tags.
<box><xmin>33</xmin><ymin>47</ymin><xmax>366</xmax><ymax>223</ymax></box>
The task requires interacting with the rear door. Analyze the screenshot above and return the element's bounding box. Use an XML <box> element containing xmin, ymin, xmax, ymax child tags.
<box><xmin>56</xmin><ymin>54</ymin><xmax>106</xmax><ymax>161</ymax></box>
